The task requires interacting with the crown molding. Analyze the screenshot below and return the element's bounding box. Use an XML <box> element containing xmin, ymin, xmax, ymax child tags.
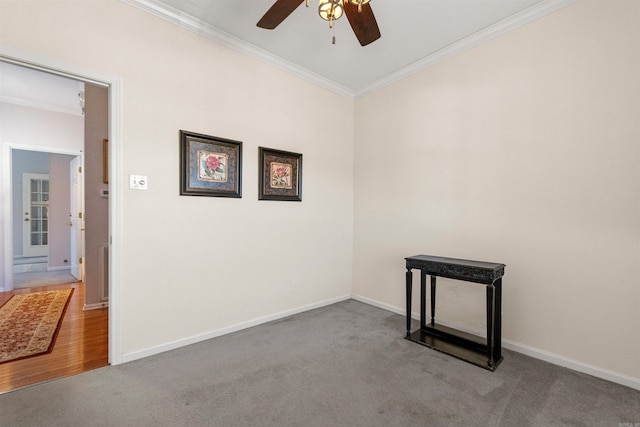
<box><xmin>355</xmin><ymin>0</ymin><xmax>578</xmax><ymax>98</ymax></box>
<box><xmin>121</xmin><ymin>0</ymin><xmax>577</xmax><ymax>100</ymax></box>
<box><xmin>120</xmin><ymin>0</ymin><xmax>355</xmax><ymax>98</ymax></box>
<box><xmin>0</xmin><ymin>95</ymin><xmax>84</xmax><ymax>117</ymax></box>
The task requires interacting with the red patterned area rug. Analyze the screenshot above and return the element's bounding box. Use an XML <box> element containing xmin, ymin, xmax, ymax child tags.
<box><xmin>0</xmin><ymin>288</ymin><xmax>73</xmax><ymax>364</ymax></box>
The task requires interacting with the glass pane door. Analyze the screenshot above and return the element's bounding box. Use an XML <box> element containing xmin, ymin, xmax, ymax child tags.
<box><xmin>30</xmin><ymin>179</ymin><xmax>49</xmax><ymax>247</ymax></box>
<box><xmin>22</xmin><ymin>173</ymin><xmax>50</xmax><ymax>257</ymax></box>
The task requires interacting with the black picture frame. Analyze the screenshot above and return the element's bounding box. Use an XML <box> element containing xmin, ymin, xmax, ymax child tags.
<box><xmin>180</xmin><ymin>130</ymin><xmax>242</xmax><ymax>197</ymax></box>
<box><xmin>258</xmin><ymin>147</ymin><xmax>302</xmax><ymax>201</ymax></box>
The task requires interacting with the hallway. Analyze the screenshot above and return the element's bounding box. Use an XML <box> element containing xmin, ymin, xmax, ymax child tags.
<box><xmin>12</xmin><ymin>260</ymin><xmax>78</xmax><ymax>288</ymax></box>
<box><xmin>0</xmin><ymin>282</ymin><xmax>108</xmax><ymax>393</ymax></box>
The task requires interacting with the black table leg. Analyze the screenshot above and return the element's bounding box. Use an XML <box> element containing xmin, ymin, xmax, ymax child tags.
<box><xmin>420</xmin><ymin>270</ymin><xmax>426</xmax><ymax>330</ymax></box>
<box><xmin>430</xmin><ymin>275</ymin><xmax>437</xmax><ymax>326</ymax></box>
<box><xmin>406</xmin><ymin>268</ymin><xmax>412</xmax><ymax>337</ymax></box>
<box><xmin>494</xmin><ymin>278</ymin><xmax>502</xmax><ymax>361</ymax></box>
<box><xmin>486</xmin><ymin>284</ymin><xmax>495</xmax><ymax>368</ymax></box>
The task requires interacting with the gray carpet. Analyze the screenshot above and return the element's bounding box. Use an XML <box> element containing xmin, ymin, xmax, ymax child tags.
<box><xmin>0</xmin><ymin>300</ymin><xmax>638</xmax><ymax>426</ymax></box>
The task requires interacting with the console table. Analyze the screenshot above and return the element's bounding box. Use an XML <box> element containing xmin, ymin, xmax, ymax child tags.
<box><xmin>405</xmin><ymin>255</ymin><xmax>506</xmax><ymax>371</ymax></box>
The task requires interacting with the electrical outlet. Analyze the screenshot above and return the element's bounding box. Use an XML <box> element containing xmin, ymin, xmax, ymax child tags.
<box><xmin>129</xmin><ymin>175</ymin><xmax>148</xmax><ymax>190</ymax></box>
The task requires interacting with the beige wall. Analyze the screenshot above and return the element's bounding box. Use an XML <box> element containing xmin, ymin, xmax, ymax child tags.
<box><xmin>0</xmin><ymin>0</ymin><xmax>354</xmax><ymax>356</ymax></box>
<box><xmin>1</xmin><ymin>0</ymin><xmax>638</xmax><ymax>385</ymax></box>
<box><xmin>353</xmin><ymin>0</ymin><xmax>640</xmax><ymax>380</ymax></box>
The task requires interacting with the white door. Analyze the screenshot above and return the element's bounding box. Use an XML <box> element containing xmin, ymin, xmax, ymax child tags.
<box><xmin>70</xmin><ymin>157</ymin><xmax>84</xmax><ymax>280</ymax></box>
<box><xmin>22</xmin><ymin>173</ymin><xmax>50</xmax><ymax>258</ymax></box>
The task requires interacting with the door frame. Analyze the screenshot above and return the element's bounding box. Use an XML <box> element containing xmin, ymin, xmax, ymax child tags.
<box><xmin>69</xmin><ymin>156</ymin><xmax>84</xmax><ymax>281</ymax></box>
<box><xmin>3</xmin><ymin>146</ymin><xmax>81</xmax><ymax>287</ymax></box>
<box><xmin>0</xmin><ymin>47</ymin><xmax>123</xmax><ymax>365</ymax></box>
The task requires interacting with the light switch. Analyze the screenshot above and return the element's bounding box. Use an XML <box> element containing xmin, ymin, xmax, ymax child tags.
<box><xmin>130</xmin><ymin>175</ymin><xmax>148</xmax><ymax>190</ymax></box>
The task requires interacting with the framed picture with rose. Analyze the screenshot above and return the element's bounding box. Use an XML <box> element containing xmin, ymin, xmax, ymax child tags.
<box><xmin>180</xmin><ymin>130</ymin><xmax>242</xmax><ymax>197</ymax></box>
<box><xmin>258</xmin><ymin>147</ymin><xmax>302</xmax><ymax>201</ymax></box>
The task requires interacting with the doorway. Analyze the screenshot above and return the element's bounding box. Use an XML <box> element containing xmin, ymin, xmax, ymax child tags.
<box><xmin>0</xmin><ymin>51</ymin><xmax>121</xmax><ymax>366</ymax></box>
<box><xmin>0</xmin><ymin>56</ymin><xmax>118</xmax><ymax>391</ymax></box>
<box><xmin>11</xmin><ymin>150</ymin><xmax>80</xmax><ymax>290</ymax></box>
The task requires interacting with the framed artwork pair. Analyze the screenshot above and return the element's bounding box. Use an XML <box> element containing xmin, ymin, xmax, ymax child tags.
<box><xmin>179</xmin><ymin>130</ymin><xmax>302</xmax><ymax>201</ymax></box>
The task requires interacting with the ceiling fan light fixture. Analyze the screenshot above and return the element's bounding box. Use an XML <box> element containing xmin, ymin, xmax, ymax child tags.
<box><xmin>318</xmin><ymin>0</ymin><xmax>343</xmax><ymax>28</ymax></box>
<box><xmin>257</xmin><ymin>0</ymin><xmax>380</xmax><ymax>47</ymax></box>
<box><xmin>348</xmin><ymin>0</ymin><xmax>370</xmax><ymax>13</ymax></box>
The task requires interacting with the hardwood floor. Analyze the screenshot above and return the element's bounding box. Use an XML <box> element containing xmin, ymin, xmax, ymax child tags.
<box><xmin>0</xmin><ymin>281</ymin><xmax>108</xmax><ymax>394</ymax></box>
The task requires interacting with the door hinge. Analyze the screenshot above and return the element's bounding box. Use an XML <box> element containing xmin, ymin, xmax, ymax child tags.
<box><xmin>79</xmin><ymin>212</ymin><xmax>83</xmax><ymax>219</ymax></box>
<box><xmin>79</xmin><ymin>258</ymin><xmax>83</xmax><ymax>264</ymax></box>
<box><xmin>78</xmin><ymin>166</ymin><xmax>82</xmax><ymax>173</ymax></box>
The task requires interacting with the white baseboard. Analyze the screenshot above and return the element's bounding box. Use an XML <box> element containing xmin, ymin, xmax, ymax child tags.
<box><xmin>351</xmin><ymin>294</ymin><xmax>407</xmax><ymax>317</ymax></box>
<box><xmin>48</xmin><ymin>266</ymin><xmax>71</xmax><ymax>272</ymax></box>
<box><xmin>14</xmin><ymin>264</ymin><xmax>48</xmax><ymax>273</ymax></box>
<box><xmin>121</xmin><ymin>294</ymin><xmax>352</xmax><ymax>364</ymax></box>
<box><xmin>351</xmin><ymin>294</ymin><xmax>640</xmax><ymax>391</ymax></box>
<box><xmin>502</xmin><ymin>340</ymin><xmax>640</xmax><ymax>391</ymax></box>
<box><xmin>84</xmin><ymin>302</ymin><xmax>109</xmax><ymax>311</ymax></box>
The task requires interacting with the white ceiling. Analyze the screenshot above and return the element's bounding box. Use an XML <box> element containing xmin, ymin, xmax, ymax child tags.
<box><xmin>0</xmin><ymin>61</ymin><xmax>85</xmax><ymax>116</ymax></box>
<box><xmin>0</xmin><ymin>0</ymin><xmax>575</xmax><ymax>109</ymax></box>
<box><xmin>123</xmin><ymin>0</ymin><xmax>576</xmax><ymax>96</ymax></box>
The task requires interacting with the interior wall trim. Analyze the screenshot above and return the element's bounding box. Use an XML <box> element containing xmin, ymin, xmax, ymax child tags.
<box><xmin>121</xmin><ymin>294</ymin><xmax>351</xmax><ymax>364</ymax></box>
<box><xmin>120</xmin><ymin>0</ymin><xmax>355</xmax><ymax>99</ymax></box>
<box><xmin>84</xmin><ymin>302</ymin><xmax>109</xmax><ymax>311</ymax></box>
<box><xmin>355</xmin><ymin>0</ymin><xmax>578</xmax><ymax>98</ymax></box>
<box><xmin>120</xmin><ymin>0</ymin><xmax>577</xmax><ymax>99</ymax></box>
<box><xmin>351</xmin><ymin>293</ymin><xmax>640</xmax><ymax>392</ymax></box>
<box><xmin>0</xmin><ymin>94</ymin><xmax>83</xmax><ymax>117</ymax></box>
<box><xmin>47</xmin><ymin>266</ymin><xmax>72</xmax><ymax>272</ymax></box>
<box><xmin>501</xmin><ymin>338</ymin><xmax>640</xmax><ymax>392</ymax></box>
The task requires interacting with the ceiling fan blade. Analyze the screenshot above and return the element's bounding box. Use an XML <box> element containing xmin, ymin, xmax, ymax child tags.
<box><xmin>257</xmin><ymin>0</ymin><xmax>305</xmax><ymax>29</ymax></box>
<box><xmin>344</xmin><ymin>2</ymin><xmax>381</xmax><ymax>46</ymax></box>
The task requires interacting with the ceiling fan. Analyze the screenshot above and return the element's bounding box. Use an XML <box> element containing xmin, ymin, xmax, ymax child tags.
<box><xmin>257</xmin><ymin>0</ymin><xmax>381</xmax><ymax>46</ymax></box>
